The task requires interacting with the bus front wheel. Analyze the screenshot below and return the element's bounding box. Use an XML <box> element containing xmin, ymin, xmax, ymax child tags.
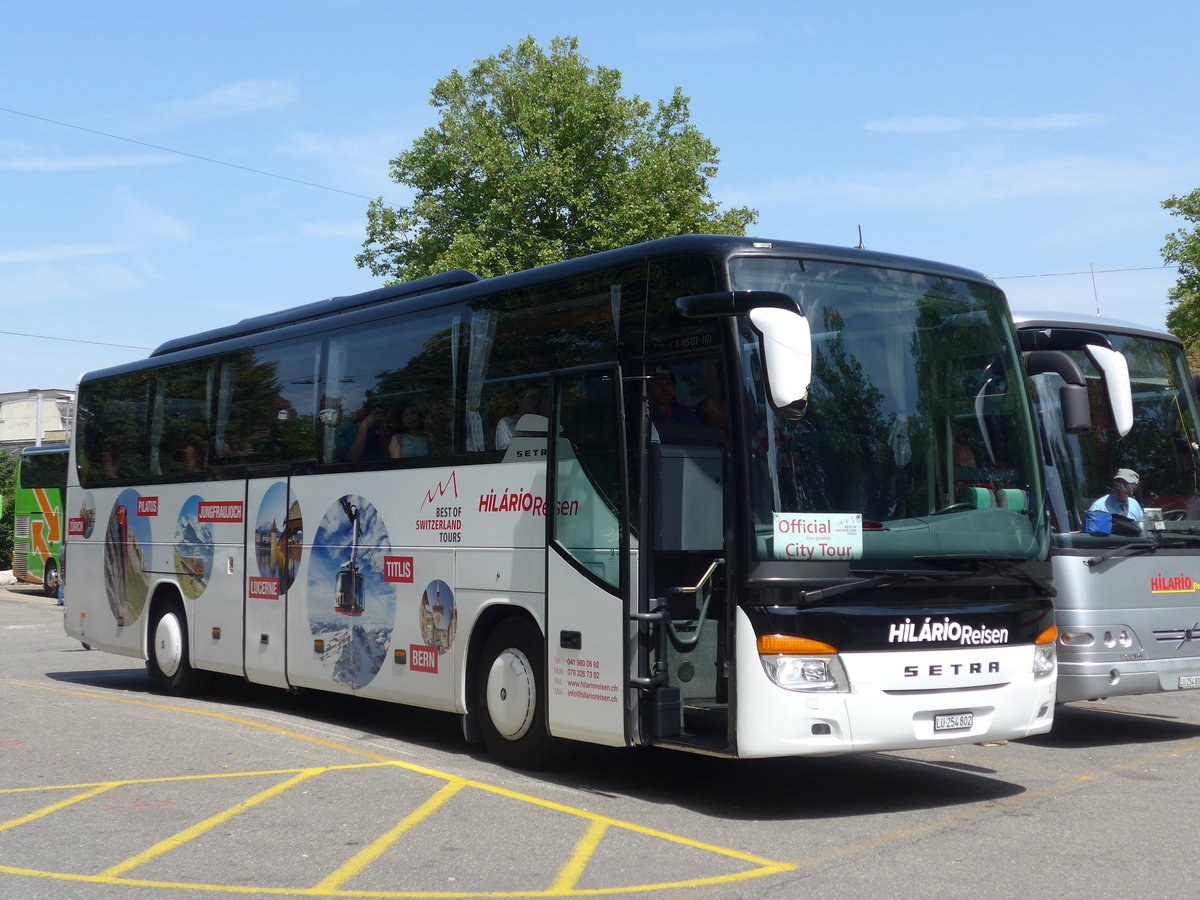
<box><xmin>476</xmin><ymin>618</ymin><xmax>563</xmax><ymax>770</ymax></box>
<box><xmin>146</xmin><ymin>599</ymin><xmax>198</xmax><ymax>695</ymax></box>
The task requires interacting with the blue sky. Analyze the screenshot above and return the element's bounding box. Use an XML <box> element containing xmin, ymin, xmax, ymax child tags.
<box><xmin>3</xmin><ymin>1</ymin><xmax>1198</xmax><ymax>391</ymax></box>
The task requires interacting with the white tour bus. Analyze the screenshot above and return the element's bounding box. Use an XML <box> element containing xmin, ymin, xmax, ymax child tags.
<box><xmin>63</xmin><ymin>236</ymin><xmax>1057</xmax><ymax>768</ymax></box>
<box><xmin>1017</xmin><ymin>312</ymin><xmax>1200</xmax><ymax>703</ymax></box>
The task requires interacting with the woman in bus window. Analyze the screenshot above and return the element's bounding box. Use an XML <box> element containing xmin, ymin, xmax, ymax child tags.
<box><xmin>388</xmin><ymin>404</ymin><xmax>429</xmax><ymax>458</ymax></box>
<box><xmin>495</xmin><ymin>382</ymin><xmax>543</xmax><ymax>449</ymax></box>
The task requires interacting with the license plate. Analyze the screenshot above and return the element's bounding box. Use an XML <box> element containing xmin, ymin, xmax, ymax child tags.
<box><xmin>934</xmin><ymin>712</ymin><xmax>973</xmax><ymax>732</ymax></box>
<box><xmin>1180</xmin><ymin>675</ymin><xmax>1200</xmax><ymax>689</ymax></box>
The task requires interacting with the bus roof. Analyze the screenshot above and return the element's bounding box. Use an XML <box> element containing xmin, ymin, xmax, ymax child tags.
<box><xmin>19</xmin><ymin>443</ymin><xmax>69</xmax><ymax>459</ymax></box>
<box><xmin>1012</xmin><ymin>310</ymin><xmax>1180</xmax><ymax>346</ymax></box>
<box><xmin>94</xmin><ymin>235</ymin><xmax>996</xmax><ymax>382</ymax></box>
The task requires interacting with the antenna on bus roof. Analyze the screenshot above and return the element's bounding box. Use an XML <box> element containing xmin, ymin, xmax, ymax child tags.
<box><xmin>856</xmin><ymin>225</ymin><xmax>865</xmax><ymax>250</ymax></box>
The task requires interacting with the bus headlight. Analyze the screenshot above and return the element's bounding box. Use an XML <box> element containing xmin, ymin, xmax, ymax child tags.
<box><xmin>757</xmin><ymin>634</ymin><xmax>848</xmax><ymax>692</ymax></box>
<box><xmin>1033</xmin><ymin>626</ymin><xmax>1057</xmax><ymax>680</ymax></box>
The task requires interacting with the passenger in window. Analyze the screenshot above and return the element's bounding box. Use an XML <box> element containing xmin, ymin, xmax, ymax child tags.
<box><xmin>953</xmin><ymin>442</ymin><xmax>978</xmax><ymax>469</ymax></box>
<box><xmin>100</xmin><ymin>436</ymin><xmax>127</xmax><ymax>480</ymax></box>
<box><xmin>344</xmin><ymin>405</ymin><xmax>388</xmax><ymax>462</ymax></box>
<box><xmin>181</xmin><ymin>422</ymin><xmax>208</xmax><ymax>472</ymax></box>
<box><xmin>163</xmin><ymin>416</ymin><xmax>206</xmax><ymax>474</ymax></box>
<box><xmin>495</xmin><ymin>383</ymin><xmax>543</xmax><ymax>449</ymax></box>
<box><xmin>388</xmin><ymin>403</ymin><xmax>429</xmax><ymax>458</ymax></box>
<box><xmin>649</xmin><ymin>367</ymin><xmax>698</xmax><ymax>424</ymax></box>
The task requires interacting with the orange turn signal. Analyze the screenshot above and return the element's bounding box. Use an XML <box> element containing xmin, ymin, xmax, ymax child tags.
<box><xmin>757</xmin><ymin>633</ymin><xmax>838</xmax><ymax>655</ymax></box>
<box><xmin>1035</xmin><ymin>625</ymin><xmax>1058</xmax><ymax>645</ymax></box>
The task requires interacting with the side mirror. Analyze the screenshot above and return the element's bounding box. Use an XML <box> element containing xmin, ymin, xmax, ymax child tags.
<box><xmin>748</xmin><ymin>307</ymin><xmax>812</xmax><ymax>414</ymax></box>
<box><xmin>675</xmin><ymin>291</ymin><xmax>812</xmax><ymax>414</ymax></box>
<box><xmin>1083</xmin><ymin>344</ymin><xmax>1133</xmax><ymax>438</ymax></box>
<box><xmin>1024</xmin><ymin>350</ymin><xmax>1092</xmax><ymax>435</ymax></box>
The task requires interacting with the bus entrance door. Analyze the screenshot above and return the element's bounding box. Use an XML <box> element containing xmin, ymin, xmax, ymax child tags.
<box><xmin>545</xmin><ymin>368</ymin><xmax>636</xmax><ymax>748</ymax></box>
<box><xmin>243</xmin><ymin>472</ymin><xmax>297</xmax><ymax>689</ymax></box>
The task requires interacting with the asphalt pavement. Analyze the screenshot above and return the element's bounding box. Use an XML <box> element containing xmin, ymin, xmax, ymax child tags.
<box><xmin>3</xmin><ymin>582</ymin><xmax>1198</xmax><ymax>899</ymax></box>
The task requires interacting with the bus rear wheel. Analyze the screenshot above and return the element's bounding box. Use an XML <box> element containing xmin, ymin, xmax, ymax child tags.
<box><xmin>476</xmin><ymin>618</ymin><xmax>564</xmax><ymax>770</ymax></box>
<box><xmin>146</xmin><ymin>599</ymin><xmax>199</xmax><ymax>695</ymax></box>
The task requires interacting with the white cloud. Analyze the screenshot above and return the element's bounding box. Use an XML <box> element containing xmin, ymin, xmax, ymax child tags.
<box><xmin>634</xmin><ymin>28</ymin><xmax>761</xmax><ymax>51</ymax></box>
<box><xmin>115</xmin><ymin>196</ymin><xmax>194</xmax><ymax>243</ymax></box>
<box><xmin>0</xmin><ymin>243</ymin><xmax>139</xmax><ymax>266</ymax></box>
<box><xmin>150</xmin><ymin>79</ymin><xmax>298</xmax><ymax>128</ymax></box>
<box><xmin>280</xmin><ymin>131</ymin><xmax>408</xmax><ymax>169</ymax></box>
<box><xmin>0</xmin><ymin>152</ymin><xmax>176</xmax><ymax>171</ymax></box>
<box><xmin>865</xmin><ymin>113</ymin><xmax>1109</xmax><ymax>133</ymax></box>
<box><xmin>274</xmin><ymin>130</ymin><xmax>413</xmax><ymax>203</ymax></box>
<box><xmin>745</xmin><ymin>155</ymin><xmax>1174</xmax><ymax>211</ymax></box>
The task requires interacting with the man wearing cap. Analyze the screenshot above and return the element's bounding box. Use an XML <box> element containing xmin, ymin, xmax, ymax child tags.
<box><xmin>1089</xmin><ymin>468</ymin><xmax>1144</xmax><ymax>521</ymax></box>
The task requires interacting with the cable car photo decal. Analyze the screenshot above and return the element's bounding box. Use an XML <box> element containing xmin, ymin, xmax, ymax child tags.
<box><xmin>306</xmin><ymin>494</ymin><xmax>397</xmax><ymax>689</ymax></box>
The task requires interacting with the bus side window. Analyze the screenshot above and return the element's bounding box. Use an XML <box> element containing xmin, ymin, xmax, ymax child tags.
<box><xmin>215</xmin><ymin>339</ymin><xmax>320</xmax><ymax>465</ymax></box>
<box><xmin>79</xmin><ymin>372</ymin><xmax>152</xmax><ymax>485</ymax></box>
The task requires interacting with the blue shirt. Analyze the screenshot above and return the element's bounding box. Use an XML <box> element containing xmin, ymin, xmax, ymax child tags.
<box><xmin>1089</xmin><ymin>493</ymin><xmax>1144</xmax><ymax>521</ymax></box>
<box><xmin>650</xmin><ymin>401</ymin><xmax>699</xmax><ymax>424</ymax></box>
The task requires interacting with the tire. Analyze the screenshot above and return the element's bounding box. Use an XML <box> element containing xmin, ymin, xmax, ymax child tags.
<box><xmin>42</xmin><ymin>561</ymin><xmax>60</xmax><ymax>598</ymax></box>
<box><xmin>475</xmin><ymin>618</ymin><xmax>565</xmax><ymax>770</ymax></box>
<box><xmin>146</xmin><ymin>599</ymin><xmax>199</xmax><ymax>695</ymax></box>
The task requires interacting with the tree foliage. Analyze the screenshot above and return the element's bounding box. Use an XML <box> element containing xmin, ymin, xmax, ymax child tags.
<box><xmin>356</xmin><ymin>36</ymin><xmax>757</xmax><ymax>283</ymax></box>
<box><xmin>1162</xmin><ymin>188</ymin><xmax>1200</xmax><ymax>359</ymax></box>
<box><xmin>0</xmin><ymin>451</ymin><xmax>16</xmax><ymax>569</ymax></box>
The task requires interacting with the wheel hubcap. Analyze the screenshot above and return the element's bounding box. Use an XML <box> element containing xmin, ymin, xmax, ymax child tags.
<box><xmin>154</xmin><ymin>613</ymin><xmax>183</xmax><ymax>678</ymax></box>
<box><xmin>485</xmin><ymin>648</ymin><xmax>535</xmax><ymax>740</ymax></box>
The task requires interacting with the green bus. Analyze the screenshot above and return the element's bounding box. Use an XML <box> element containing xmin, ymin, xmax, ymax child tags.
<box><xmin>12</xmin><ymin>444</ymin><xmax>69</xmax><ymax>596</ymax></box>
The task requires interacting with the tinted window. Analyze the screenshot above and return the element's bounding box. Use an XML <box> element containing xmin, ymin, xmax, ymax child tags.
<box><xmin>468</xmin><ymin>266</ymin><xmax>639</xmax><ymax>453</ymax></box>
<box><xmin>321</xmin><ymin>307</ymin><xmax>462</xmax><ymax>464</ymax></box>
<box><xmin>152</xmin><ymin>359</ymin><xmax>213</xmax><ymax>476</ymax></box>
<box><xmin>78</xmin><ymin>371</ymin><xmax>152</xmax><ymax>486</ymax></box>
<box><xmin>214</xmin><ymin>339</ymin><xmax>320</xmax><ymax>465</ymax></box>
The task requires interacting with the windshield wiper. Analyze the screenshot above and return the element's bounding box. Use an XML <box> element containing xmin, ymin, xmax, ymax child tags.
<box><xmin>914</xmin><ymin>554</ymin><xmax>1056</xmax><ymax>599</ymax></box>
<box><xmin>800</xmin><ymin>570</ymin><xmax>961</xmax><ymax>603</ymax></box>
<box><xmin>1084</xmin><ymin>541</ymin><xmax>1159</xmax><ymax>568</ymax></box>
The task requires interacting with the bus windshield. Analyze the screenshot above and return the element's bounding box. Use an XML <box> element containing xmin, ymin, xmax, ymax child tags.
<box><xmin>1033</xmin><ymin>331</ymin><xmax>1200</xmax><ymax>538</ymax></box>
<box><xmin>731</xmin><ymin>257</ymin><xmax>1043</xmax><ymax>565</ymax></box>
<box><xmin>19</xmin><ymin>447</ymin><xmax>69</xmax><ymax>490</ymax></box>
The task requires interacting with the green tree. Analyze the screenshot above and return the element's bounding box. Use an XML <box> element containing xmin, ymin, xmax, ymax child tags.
<box><xmin>356</xmin><ymin>36</ymin><xmax>757</xmax><ymax>283</ymax></box>
<box><xmin>1</xmin><ymin>450</ymin><xmax>16</xmax><ymax>569</ymax></box>
<box><xmin>1162</xmin><ymin>188</ymin><xmax>1200</xmax><ymax>361</ymax></box>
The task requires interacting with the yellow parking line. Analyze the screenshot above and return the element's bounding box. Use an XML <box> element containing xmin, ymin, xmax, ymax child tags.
<box><xmin>100</xmin><ymin>768</ymin><xmax>324</xmax><ymax>877</ymax></box>
<box><xmin>311</xmin><ymin>780</ymin><xmax>467</xmax><ymax>892</ymax></box>
<box><xmin>6</xmin><ymin>681</ymin><xmax>396</xmax><ymax>762</ymax></box>
<box><xmin>0</xmin><ymin>763</ymin><xmax>394</xmax><ymax>796</ymax></box>
<box><xmin>0</xmin><ymin>783</ymin><xmax>120</xmax><ymax>832</ymax></box>
<box><xmin>549</xmin><ymin>820</ymin><xmax>608</xmax><ymax>893</ymax></box>
<box><xmin>4</xmin><ymin>680</ymin><xmax>795</xmax><ymax>895</ymax></box>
